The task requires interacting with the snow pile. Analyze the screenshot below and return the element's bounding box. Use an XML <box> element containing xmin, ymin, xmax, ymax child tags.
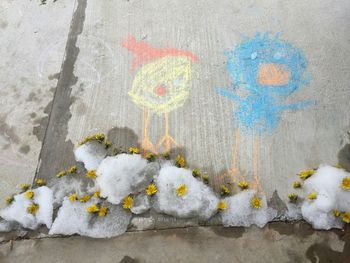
<box><xmin>49</xmin><ymin>197</ymin><xmax>131</xmax><ymax>238</ymax></box>
<box><xmin>300</xmin><ymin>165</ymin><xmax>350</xmax><ymax>230</ymax></box>
<box><xmin>74</xmin><ymin>141</ymin><xmax>107</xmax><ymax>170</ymax></box>
<box><xmin>221</xmin><ymin>190</ymin><xmax>277</xmax><ymax>228</ymax></box>
<box><xmin>131</xmin><ymin>193</ymin><xmax>151</xmax><ymax>215</ymax></box>
<box><xmin>0</xmin><ymin>186</ymin><xmax>53</xmax><ymax>230</ymax></box>
<box><xmin>96</xmin><ymin>154</ymin><xmax>158</xmax><ymax>204</ymax></box>
<box><xmin>48</xmin><ymin>177</ymin><xmax>85</xmax><ymax>208</ymax></box>
<box><xmin>154</xmin><ymin>164</ymin><xmax>219</xmax><ymax>220</ymax></box>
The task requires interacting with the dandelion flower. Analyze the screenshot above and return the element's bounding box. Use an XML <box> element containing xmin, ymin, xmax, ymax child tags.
<box><xmin>98</xmin><ymin>207</ymin><xmax>108</xmax><ymax>217</ymax></box>
<box><xmin>104</xmin><ymin>140</ymin><xmax>112</xmax><ymax>148</ymax></box>
<box><xmin>79</xmin><ymin>133</ymin><xmax>105</xmax><ymax>145</ymax></box>
<box><xmin>192</xmin><ymin>169</ymin><xmax>201</xmax><ymax>178</ymax></box>
<box><xmin>175</xmin><ymin>155</ymin><xmax>186</xmax><ymax>168</ymax></box>
<box><xmin>299</xmin><ymin>169</ymin><xmax>315</xmax><ymax>180</ymax></box>
<box><xmin>93</xmin><ymin>191</ymin><xmax>100</xmax><ymax>198</ymax></box>
<box><xmin>86</xmin><ymin>170</ymin><xmax>97</xmax><ymax>179</ymax></box>
<box><xmin>176</xmin><ymin>184</ymin><xmax>187</xmax><ymax>197</ymax></box>
<box><xmin>146</xmin><ymin>183</ymin><xmax>157</xmax><ymax>196</ymax></box>
<box><xmin>68</xmin><ymin>166</ymin><xmax>77</xmax><ymax>174</ymax></box>
<box><xmin>123</xmin><ymin>196</ymin><xmax>133</xmax><ymax>209</ymax></box>
<box><xmin>307</xmin><ymin>192</ymin><xmax>317</xmax><ymax>200</ymax></box>
<box><xmin>250</xmin><ymin>197</ymin><xmax>262</xmax><ymax>209</ymax></box>
<box><xmin>202</xmin><ymin>174</ymin><xmax>209</xmax><ymax>184</ymax></box>
<box><xmin>86</xmin><ymin>204</ymin><xmax>99</xmax><ymax>213</ymax></box>
<box><xmin>128</xmin><ymin>147</ymin><xmax>140</xmax><ymax>154</ymax></box>
<box><xmin>220</xmin><ymin>185</ymin><xmax>230</xmax><ymax>196</ymax></box>
<box><xmin>27</xmin><ymin>203</ymin><xmax>39</xmax><ymax>215</ymax></box>
<box><xmin>160</xmin><ymin>152</ymin><xmax>170</xmax><ymax>159</ymax></box>
<box><xmin>217</xmin><ymin>200</ymin><xmax>227</xmax><ymax>210</ymax></box>
<box><xmin>145</xmin><ymin>153</ymin><xmax>155</xmax><ymax>161</ymax></box>
<box><xmin>35</xmin><ymin>178</ymin><xmax>46</xmax><ymax>186</ymax></box>
<box><xmin>5</xmin><ymin>196</ymin><xmax>14</xmax><ymax>205</ymax></box>
<box><xmin>56</xmin><ymin>171</ymin><xmax>67</xmax><ymax>178</ymax></box>
<box><xmin>341</xmin><ymin>177</ymin><xmax>350</xmax><ymax>190</ymax></box>
<box><xmin>68</xmin><ymin>193</ymin><xmax>78</xmax><ymax>202</ymax></box>
<box><xmin>288</xmin><ymin>193</ymin><xmax>298</xmax><ymax>202</ymax></box>
<box><xmin>19</xmin><ymin>184</ymin><xmax>30</xmax><ymax>191</ymax></box>
<box><xmin>333</xmin><ymin>209</ymin><xmax>341</xmax><ymax>217</ymax></box>
<box><xmin>80</xmin><ymin>195</ymin><xmax>91</xmax><ymax>203</ymax></box>
<box><xmin>25</xmin><ymin>191</ymin><xmax>34</xmax><ymax>200</ymax></box>
<box><xmin>293</xmin><ymin>181</ymin><xmax>302</xmax><ymax>188</ymax></box>
<box><xmin>238</xmin><ymin>181</ymin><xmax>249</xmax><ymax>190</ymax></box>
<box><xmin>342</xmin><ymin>212</ymin><xmax>350</xmax><ymax>223</ymax></box>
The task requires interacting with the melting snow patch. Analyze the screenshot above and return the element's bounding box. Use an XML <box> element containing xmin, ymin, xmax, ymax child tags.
<box><xmin>154</xmin><ymin>164</ymin><xmax>219</xmax><ymax>220</ymax></box>
<box><xmin>96</xmin><ymin>154</ymin><xmax>158</xmax><ymax>204</ymax></box>
<box><xmin>300</xmin><ymin>165</ymin><xmax>349</xmax><ymax>230</ymax></box>
<box><xmin>49</xmin><ymin>197</ymin><xmax>131</xmax><ymax>238</ymax></box>
<box><xmin>0</xmin><ymin>186</ymin><xmax>53</xmax><ymax>230</ymax></box>
<box><xmin>74</xmin><ymin>141</ymin><xmax>107</xmax><ymax>170</ymax></box>
<box><xmin>221</xmin><ymin>190</ymin><xmax>277</xmax><ymax>228</ymax></box>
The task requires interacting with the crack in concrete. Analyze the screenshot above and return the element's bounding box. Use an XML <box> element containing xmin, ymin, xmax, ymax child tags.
<box><xmin>34</xmin><ymin>0</ymin><xmax>88</xmax><ymax>181</ymax></box>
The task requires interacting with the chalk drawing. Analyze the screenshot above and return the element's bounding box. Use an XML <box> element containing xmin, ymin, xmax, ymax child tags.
<box><xmin>216</xmin><ymin>32</ymin><xmax>314</xmax><ymax>194</ymax></box>
<box><xmin>123</xmin><ymin>36</ymin><xmax>198</xmax><ymax>153</ymax></box>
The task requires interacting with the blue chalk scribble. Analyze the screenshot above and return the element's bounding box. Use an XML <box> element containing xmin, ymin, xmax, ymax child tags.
<box><xmin>216</xmin><ymin>32</ymin><xmax>314</xmax><ymax>134</ymax></box>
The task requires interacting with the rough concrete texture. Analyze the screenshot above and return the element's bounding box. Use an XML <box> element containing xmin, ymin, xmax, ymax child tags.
<box><xmin>35</xmin><ymin>0</ymin><xmax>350</xmax><ymax>202</ymax></box>
<box><xmin>0</xmin><ymin>223</ymin><xmax>349</xmax><ymax>263</ymax></box>
<box><xmin>1</xmin><ymin>0</ymin><xmax>350</xmax><ymax>261</ymax></box>
<box><xmin>0</xmin><ymin>0</ymin><xmax>75</xmax><ymax>207</ymax></box>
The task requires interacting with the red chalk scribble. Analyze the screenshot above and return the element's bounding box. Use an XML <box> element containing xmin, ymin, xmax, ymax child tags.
<box><xmin>122</xmin><ymin>35</ymin><xmax>198</xmax><ymax>69</ymax></box>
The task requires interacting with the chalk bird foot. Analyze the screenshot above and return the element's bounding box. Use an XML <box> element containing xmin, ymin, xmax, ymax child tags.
<box><xmin>156</xmin><ymin>134</ymin><xmax>180</xmax><ymax>153</ymax></box>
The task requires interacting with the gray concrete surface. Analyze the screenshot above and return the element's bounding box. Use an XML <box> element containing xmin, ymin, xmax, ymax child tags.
<box><xmin>0</xmin><ymin>223</ymin><xmax>349</xmax><ymax>263</ymax></box>
<box><xmin>2</xmin><ymin>0</ymin><xmax>349</xmax><ymax>205</ymax></box>
<box><xmin>0</xmin><ymin>1</ymin><xmax>350</xmax><ymax>261</ymax></box>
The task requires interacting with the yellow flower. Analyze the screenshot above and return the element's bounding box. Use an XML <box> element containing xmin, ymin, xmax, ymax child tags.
<box><xmin>98</xmin><ymin>207</ymin><xmax>108</xmax><ymax>217</ymax></box>
<box><xmin>175</xmin><ymin>155</ymin><xmax>186</xmax><ymax>168</ymax></box>
<box><xmin>202</xmin><ymin>175</ymin><xmax>209</xmax><ymax>184</ymax></box>
<box><xmin>192</xmin><ymin>169</ymin><xmax>201</xmax><ymax>178</ymax></box>
<box><xmin>104</xmin><ymin>140</ymin><xmax>112</xmax><ymax>148</ymax></box>
<box><xmin>25</xmin><ymin>191</ymin><xmax>34</xmax><ymax>200</ymax></box>
<box><xmin>342</xmin><ymin>212</ymin><xmax>350</xmax><ymax>223</ymax></box>
<box><xmin>19</xmin><ymin>184</ymin><xmax>30</xmax><ymax>191</ymax></box>
<box><xmin>144</xmin><ymin>153</ymin><xmax>155</xmax><ymax>161</ymax></box>
<box><xmin>68</xmin><ymin>193</ymin><xmax>78</xmax><ymax>202</ymax></box>
<box><xmin>220</xmin><ymin>185</ymin><xmax>230</xmax><ymax>196</ymax></box>
<box><xmin>79</xmin><ymin>133</ymin><xmax>106</xmax><ymax>145</ymax></box>
<box><xmin>217</xmin><ymin>200</ymin><xmax>227</xmax><ymax>210</ymax></box>
<box><xmin>123</xmin><ymin>196</ymin><xmax>133</xmax><ymax>209</ymax></box>
<box><xmin>299</xmin><ymin>169</ymin><xmax>315</xmax><ymax>180</ymax></box>
<box><xmin>288</xmin><ymin>193</ymin><xmax>298</xmax><ymax>202</ymax></box>
<box><xmin>250</xmin><ymin>197</ymin><xmax>262</xmax><ymax>209</ymax></box>
<box><xmin>145</xmin><ymin>183</ymin><xmax>157</xmax><ymax>196</ymax></box>
<box><xmin>308</xmin><ymin>192</ymin><xmax>317</xmax><ymax>200</ymax></box>
<box><xmin>128</xmin><ymin>147</ymin><xmax>140</xmax><ymax>154</ymax></box>
<box><xmin>293</xmin><ymin>181</ymin><xmax>302</xmax><ymax>188</ymax></box>
<box><xmin>335</xmin><ymin>164</ymin><xmax>345</xmax><ymax>169</ymax></box>
<box><xmin>68</xmin><ymin>166</ymin><xmax>77</xmax><ymax>174</ymax></box>
<box><xmin>238</xmin><ymin>181</ymin><xmax>249</xmax><ymax>190</ymax></box>
<box><xmin>176</xmin><ymin>184</ymin><xmax>187</xmax><ymax>197</ymax></box>
<box><xmin>35</xmin><ymin>179</ymin><xmax>46</xmax><ymax>186</ymax></box>
<box><xmin>5</xmin><ymin>196</ymin><xmax>14</xmax><ymax>205</ymax></box>
<box><xmin>56</xmin><ymin>171</ymin><xmax>67</xmax><ymax>178</ymax></box>
<box><xmin>80</xmin><ymin>195</ymin><xmax>91</xmax><ymax>203</ymax></box>
<box><xmin>27</xmin><ymin>203</ymin><xmax>39</xmax><ymax>215</ymax></box>
<box><xmin>86</xmin><ymin>204</ymin><xmax>99</xmax><ymax>213</ymax></box>
<box><xmin>333</xmin><ymin>209</ymin><xmax>341</xmax><ymax>217</ymax></box>
<box><xmin>86</xmin><ymin>170</ymin><xmax>97</xmax><ymax>179</ymax></box>
<box><xmin>341</xmin><ymin>177</ymin><xmax>350</xmax><ymax>190</ymax></box>
<box><xmin>160</xmin><ymin>152</ymin><xmax>170</xmax><ymax>159</ymax></box>
<box><xmin>93</xmin><ymin>191</ymin><xmax>100</xmax><ymax>198</ymax></box>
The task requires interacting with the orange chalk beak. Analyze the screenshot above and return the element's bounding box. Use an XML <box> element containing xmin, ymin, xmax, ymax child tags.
<box><xmin>257</xmin><ymin>63</ymin><xmax>290</xmax><ymax>86</ymax></box>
